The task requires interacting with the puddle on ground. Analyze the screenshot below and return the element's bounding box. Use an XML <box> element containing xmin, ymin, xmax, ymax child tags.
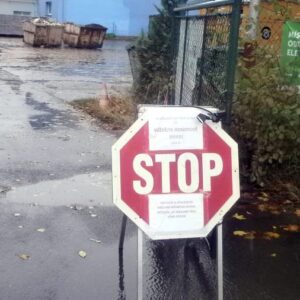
<box><xmin>26</xmin><ymin>92</ymin><xmax>79</xmax><ymax>130</ymax></box>
<box><xmin>3</xmin><ymin>172</ymin><xmax>112</xmax><ymax>207</ymax></box>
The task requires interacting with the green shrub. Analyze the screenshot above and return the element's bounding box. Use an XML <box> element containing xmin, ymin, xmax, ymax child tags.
<box><xmin>131</xmin><ymin>0</ymin><xmax>187</xmax><ymax>104</ymax></box>
<box><xmin>233</xmin><ymin>48</ymin><xmax>300</xmax><ymax>185</ymax></box>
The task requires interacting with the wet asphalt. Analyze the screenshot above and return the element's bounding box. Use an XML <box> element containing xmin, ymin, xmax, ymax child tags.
<box><xmin>0</xmin><ymin>38</ymin><xmax>299</xmax><ymax>300</ymax></box>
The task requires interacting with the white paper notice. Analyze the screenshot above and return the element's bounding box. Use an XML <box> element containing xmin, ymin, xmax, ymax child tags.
<box><xmin>148</xmin><ymin>111</ymin><xmax>203</xmax><ymax>151</ymax></box>
<box><xmin>149</xmin><ymin>194</ymin><xmax>204</xmax><ymax>233</ymax></box>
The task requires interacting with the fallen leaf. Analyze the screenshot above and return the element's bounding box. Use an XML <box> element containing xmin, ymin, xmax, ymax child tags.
<box><xmin>233</xmin><ymin>230</ymin><xmax>256</xmax><ymax>239</ymax></box>
<box><xmin>257</xmin><ymin>203</ymin><xmax>281</xmax><ymax>215</ymax></box>
<box><xmin>37</xmin><ymin>228</ymin><xmax>46</xmax><ymax>233</ymax></box>
<box><xmin>270</xmin><ymin>210</ymin><xmax>281</xmax><ymax>215</ymax></box>
<box><xmin>89</xmin><ymin>238</ymin><xmax>102</xmax><ymax>244</ymax></box>
<box><xmin>268</xmin><ymin>204</ymin><xmax>280</xmax><ymax>211</ymax></box>
<box><xmin>233</xmin><ymin>230</ymin><xmax>247</xmax><ymax>237</ymax></box>
<box><xmin>295</xmin><ymin>209</ymin><xmax>300</xmax><ymax>217</ymax></box>
<box><xmin>263</xmin><ymin>232</ymin><xmax>280</xmax><ymax>240</ymax></box>
<box><xmin>257</xmin><ymin>204</ymin><xmax>268</xmax><ymax>212</ymax></box>
<box><xmin>244</xmin><ymin>231</ymin><xmax>256</xmax><ymax>240</ymax></box>
<box><xmin>258</xmin><ymin>196</ymin><xmax>269</xmax><ymax>202</ymax></box>
<box><xmin>232</xmin><ymin>213</ymin><xmax>246</xmax><ymax>220</ymax></box>
<box><xmin>78</xmin><ymin>250</ymin><xmax>87</xmax><ymax>258</ymax></box>
<box><xmin>283</xmin><ymin>224</ymin><xmax>300</xmax><ymax>232</ymax></box>
<box><xmin>18</xmin><ymin>254</ymin><xmax>30</xmax><ymax>260</ymax></box>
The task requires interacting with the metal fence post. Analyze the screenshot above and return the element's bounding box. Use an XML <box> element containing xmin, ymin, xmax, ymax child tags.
<box><xmin>195</xmin><ymin>18</ymin><xmax>208</xmax><ymax>106</ymax></box>
<box><xmin>170</xmin><ymin>12</ymin><xmax>177</xmax><ymax>105</ymax></box>
<box><xmin>225</xmin><ymin>0</ymin><xmax>242</xmax><ymax>125</ymax></box>
<box><xmin>179</xmin><ymin>18</ymin><xmax>189</xmax><ymax>105</ymax></box>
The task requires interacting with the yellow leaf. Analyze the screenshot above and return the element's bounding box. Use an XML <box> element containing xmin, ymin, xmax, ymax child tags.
<box><xmin>270</xmin><ymin>210</ymin><xmax>281</xmax><ymax>215</ymax></box>
<box><xmin>232</xmin><ymin>213</ymin><xmax>247</xmax><ymax>220</ymax></box>
<box><xmin>283</xmin><ymin>225</ymin><xmax>300</xmax><ymax>232</ymax></box>
<box><xmin>244</xmin><ymin>231</ymin><xmax>256</xmax><ymax>240</ymax></box>
<box><xmin>18</xmin><ymin>254</ymin><xmax>30</xmax><ymax>260</ymax></box>
<box><xmin>261</xmin><ymin>192</ymin><xmax>269</xmax><ymax>198</ymax></box>
<box><xmin>263</xmin><ymin>232</ymin><xmax>280</xmax><ymax>240</ymax></box>
<box><xmin>258</xmin><ymin>196</ymin><xmax>269</xmax><ymax>202</ymax></box>
<box><xmin>78</xmin><ymin>250</ymin><xmax>87</xmax><ymax>258</ymax></box>
<box><xmin>233</xmin><ymin>230</ymin><xmax>247</xmax><ymax>236</ymax></box>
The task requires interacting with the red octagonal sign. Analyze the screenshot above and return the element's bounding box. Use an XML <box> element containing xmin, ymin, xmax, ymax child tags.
<box><xmin>112</xmin><ymin>106</ymin><xmax>239</xmax><ymax>240</ymax></box>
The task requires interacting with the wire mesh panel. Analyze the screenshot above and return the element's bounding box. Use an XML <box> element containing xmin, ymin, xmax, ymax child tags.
<box><xmin>175</xmin><ymin>17</ymin><xmax>205</xmax><ymax>106</ymax></box>
<box><xmin>174</xmin><ymin>13</ymin><xmax>231</xmax><ymax>109</ymax></box>
<box><xmin>198</xmin><ymin>14</ymin><xmax>231</xmax><ymax>109</ymax></box>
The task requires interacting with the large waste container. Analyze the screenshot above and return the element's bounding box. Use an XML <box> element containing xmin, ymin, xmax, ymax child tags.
<box><xmin>23</xmin><ymin>18</ymin><xmax>64</xmax><ymax>47</ymax></box>
<box><xmin>63</xmin><ymin>23</ymin><xmax>107</xmax><ymax>49</ymax></box>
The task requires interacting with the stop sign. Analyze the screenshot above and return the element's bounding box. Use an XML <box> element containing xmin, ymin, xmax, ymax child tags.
<box><xmin>112</xmin><ymin>106</ymin><xmax>239</xmax><ymax>240</ymax></box>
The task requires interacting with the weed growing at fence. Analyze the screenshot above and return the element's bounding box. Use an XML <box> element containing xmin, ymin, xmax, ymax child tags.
<box><xmin>71</xmin><ymin>94</ymin><xmax>136</xmax><ymax>130</ymax></box>
<box><xmin>233</xmin><ymin>47</ymin><xmax>300</xmax><ymax>185</ymax></box>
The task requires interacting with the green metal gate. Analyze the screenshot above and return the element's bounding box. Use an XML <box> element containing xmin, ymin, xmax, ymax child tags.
<box><xmin>172</xmin><ymin>0</ymin><xmax>242</xmax><ymax>123</ymax></box>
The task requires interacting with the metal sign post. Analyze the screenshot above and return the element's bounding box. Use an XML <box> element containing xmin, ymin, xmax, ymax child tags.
<box><xmin>137</xmin><ymin>229</ymin><xmax>143</xmax><ymax>300</ymax></box>
<box><xmin>217</xmin><ymin>222</ymin><xmax>224</xmax><ymax>300</ymax></box>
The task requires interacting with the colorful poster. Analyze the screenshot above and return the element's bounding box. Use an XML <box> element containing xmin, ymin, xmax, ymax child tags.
<box><xmin>280</xmin><ymin>21</ymin><xmax>300</xmax><ymax>85</ymax></box>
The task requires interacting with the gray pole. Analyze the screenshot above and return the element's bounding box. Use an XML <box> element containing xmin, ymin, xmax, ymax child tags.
<box><xmin>248</xmin><ymin>0</ymin><xmax>261</xmax><ymax>40</ymax></box>
<box><xmin>217</xmin><ymin>222</ymin><xmax>224</xmax><ymax>300</ymax></box>
<box><xmin>137</xmin><ymin>229</ymin><xmax>143</xmax><ymax>300</ymax></box>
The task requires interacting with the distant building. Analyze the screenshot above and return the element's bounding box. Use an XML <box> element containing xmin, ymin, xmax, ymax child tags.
<box><xmin>38</xmin><ymin>0</ymin><xmax>161</xmax><ymax>36</ymax></box>
<box><xmin>0</xmin><ymin>0</ymin><xmax>38</xmax><ymax>17</ymax></box>
<box><xmin>0</xmin><ymin>0</ymin><xmax>38</xmax><ymax>35</ymax></box>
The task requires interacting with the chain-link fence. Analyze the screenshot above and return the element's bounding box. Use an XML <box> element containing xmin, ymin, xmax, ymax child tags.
<box><xmin>172</xmin><ymin>0</ymin><xmax>242</xmax><ymax>121</ymax></box>
<box><xmin>174</xmin><ymin>13</ymin><xmax>232</xmax><ymax>109</ymax></box>
<box><xmin>174</xmin><ymin>17</ymin><xmax>206</xmax><ymax>106</ymax></box>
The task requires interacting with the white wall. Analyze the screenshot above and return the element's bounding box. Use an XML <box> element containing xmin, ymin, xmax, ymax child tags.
<box><xmin>0</xmin><ymin>0</ymin><xmax>38</xmax><ymax>16</ymax></box>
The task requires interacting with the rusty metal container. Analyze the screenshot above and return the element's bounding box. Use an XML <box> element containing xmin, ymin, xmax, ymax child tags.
<box><xmin>23</xmin><ymin>19</ymin><xmax>64</xmax><ymax>47</ymax></box>
<box><xmin>63</xmin><ymin>23</ymin><xmax>107</xmax><ymax>49</ymax></box>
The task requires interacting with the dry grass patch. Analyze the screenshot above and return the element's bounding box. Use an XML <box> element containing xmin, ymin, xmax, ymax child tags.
<box><xmin>71</xmin><ymin>93</ymin><xmax>136</xmax><ymax>130</ymax></box>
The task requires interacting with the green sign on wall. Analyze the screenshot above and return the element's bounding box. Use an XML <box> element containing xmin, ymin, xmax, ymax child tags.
<box><xmin>280</xmin><ymin>21</ymin><xmax>300</xmax><ymax>85</ymax></box>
